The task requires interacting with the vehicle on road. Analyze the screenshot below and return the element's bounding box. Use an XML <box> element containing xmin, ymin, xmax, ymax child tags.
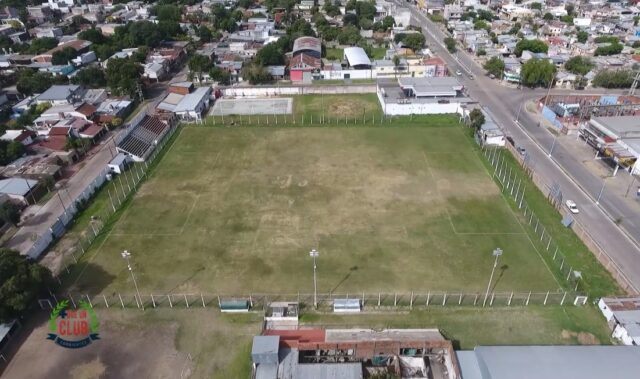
<box><xmin>506</xmin><ymin>136</ymin><xmax>515</xmax><ymax>146</ymax></box>
<box><xmin>456</xmin><ymin>70</ymin><xmax>462</xmax><ymax>76</ymax></box>
<box><xmin>565</xmin><ymin>200</ymin><xmax>579</xmax><ymax>214</ymax></box>
<box><xmin>437</xmin><ymin>99</ymin><xmax>450</xmax><ymax>104</ymax></box>
<box><xmin>517</xmin><ymin>146</ymin><xmax>526</xmax><ymax>156</ymax></box>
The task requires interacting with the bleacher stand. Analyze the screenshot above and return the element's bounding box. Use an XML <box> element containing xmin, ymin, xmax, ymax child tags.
<box><xmin>116</xmin><ymin>115</ymin><xmax>172</xmax><ymax>161</ymax></box>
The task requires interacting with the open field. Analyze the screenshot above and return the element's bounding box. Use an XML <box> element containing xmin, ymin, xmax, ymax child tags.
<box><xmin>325</xmin><ymin>47</ymin><xmax>343</xmax><ymax>61</ymax></box>
<box><xmin>292</xmin><ymin>93</ymin><xmax>382</xmax><ymax>119</ymax></box>
<box><xmin>0</xmin><ymin>309</ymin><xmax>260</xmax><ymax>379</ymax></box>
<box><xmin>67</xmin><ymin>122</ymin><xmax>562</xmax><ymax>295</ymax></box>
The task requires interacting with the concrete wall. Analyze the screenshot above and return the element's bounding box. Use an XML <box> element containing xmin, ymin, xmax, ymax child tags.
<box><xmin>222</xmin><ymin>85</ymin><xmax>376</xmax><ymax>97</ymax></box>
<box><xmin>377</xmin><ymin>90</ymin><xmax>463</xmax><ymax>115</ymax></box>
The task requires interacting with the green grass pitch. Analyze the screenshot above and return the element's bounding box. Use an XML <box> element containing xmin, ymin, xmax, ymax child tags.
<box><xmin>70</xmin><ymin>121</ymin><xmax>561</xmax><ymax>295</ymax></box>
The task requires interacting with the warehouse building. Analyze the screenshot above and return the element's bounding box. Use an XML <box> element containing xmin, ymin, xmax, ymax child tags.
<box><xmin>579</xmin><ymin>116</ymin><xmax>640</xmax><ymax>175</ymax></box>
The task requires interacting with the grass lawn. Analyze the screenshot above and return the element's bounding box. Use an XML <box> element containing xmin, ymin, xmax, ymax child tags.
<box><xmin>292</xmin><ymin>94</ymin><xmax>382</xmax><ymax>119</ymax></box>
<box><xmin>301</xmin><ymin>305</ymin><xmax>612</xmax><ymax>348</ymax></box>
<box><xmin>370</xmin><ymin>46</ymin><xmax>387</xmax><ymax>59</ymax></box>
<box><xmin>325</xmin><ymin>47</ymin><xmax>343</xmax><ymax>61</ymax></box>
<box><xmin>68</xmin><ymin>121</ymin><xmax>562</xmax><ymax>296</ymax></box>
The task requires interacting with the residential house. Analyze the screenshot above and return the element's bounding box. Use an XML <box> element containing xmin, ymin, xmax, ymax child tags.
<box><xmin>35</xmin><ymin>85</ymin><xmax>86</xmax><ymax>106</ymax></box>
<box><xmin>173</xmin><ymin>87</ymin><xmax>212</xmax><ymax>121</ymax></box>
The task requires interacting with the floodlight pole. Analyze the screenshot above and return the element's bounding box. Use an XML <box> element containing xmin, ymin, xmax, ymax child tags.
<box><xmin>121</xmin><ymin>250</ymin><xmax>144</xmax><ymax>310</ymax></box>
<box><xmin>483</xmin><ymin>248</ymin><xmax>503</xmax><ymax>307</ymax></box>
<box><xmin>310</xmin><ymin>249</ymin><xmax>319</xmax><ymax>309</ymax></box>
<box><xmin>548</xmin><ymin>135</ymin><xmax>557</xmax><ymax>158</ymax></box>
<box><xmin>596</xmin><ymin>179</ymin><xmax>607</xmax><ymax>205</ymax></box>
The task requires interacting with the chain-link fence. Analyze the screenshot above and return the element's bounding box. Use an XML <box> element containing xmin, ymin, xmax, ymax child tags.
<box><xmin>203</xmin><ymin>113</ymin><xmax>452</xmax><ymax>127</ymax></box>
<box><xmin>42</xmin><ymin>290</ymin><xmax>587</xmax><ymax>312</ymax></box>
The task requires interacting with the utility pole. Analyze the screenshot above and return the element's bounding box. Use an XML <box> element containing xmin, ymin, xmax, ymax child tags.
<box><xmin>483</xmin><ymin>248</ymin><xmax>503</xmax><ymax>307</ymax></box>
<box><xmin>309</xmin><ymin>249</ymin><xmax>319</xmax><ymax>309</ymax></box>
<box><xmin>596</xmin><ymin>179</ymin><xmax>607</xmax><ymax>205</ymax></box>
<box><xmin>121</xmin><ymin>250</ymin><xmax>144</xmax><ymax>310</ymax></box>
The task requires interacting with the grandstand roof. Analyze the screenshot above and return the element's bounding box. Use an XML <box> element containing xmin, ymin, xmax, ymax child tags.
<box><xmin>292</xmin><ymin>36</ymin><xmax>321</xmax><ymax>56</ymax></box>
<box><xmin>343</xmin><ymin>47</ymin><xmax>371</xmax><ymax>67</ymax></box>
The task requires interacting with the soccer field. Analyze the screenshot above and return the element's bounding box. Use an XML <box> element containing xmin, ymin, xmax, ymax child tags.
<box><xmin>71</xmin><ymin>123</ymin><xmax>560</xmax><ymax>294</ymax></box>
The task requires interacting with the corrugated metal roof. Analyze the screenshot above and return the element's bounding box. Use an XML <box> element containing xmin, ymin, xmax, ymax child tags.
<box><xmin>462</xmin><ymin>346</ymin><xmax>640</xmax><ymax>379</ymax></box>
<box><xmin>0</xmin><ymin>178</ymin><xmax>38</xmax><ymax>196</ymax></box>
<box><xmin>343</xmin><ymin>47</ymin><xmax>371</xmax><ymax>67</ymax></box>
<box><xmin>174</xmin><ymin>87</ymin><xmax>211</xmax><ymax>113</ymax></box>
<box><xmin>37</xmin><ymin>85</ymin><xmax>80</xmax><ymax>101</ymax></box>
<box><xmin>0</xmin><ymin>320</ymin><xmax>16</xmax><ymax>342</ymax></box>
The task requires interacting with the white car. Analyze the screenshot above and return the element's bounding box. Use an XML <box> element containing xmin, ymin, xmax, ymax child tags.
<box><xmin>456</xmin><ymin>70</ymin><xmax>462</xmax><ymax>76</ymax></box>
<box><xmin>565</xmin><ymin>200</ymin><xmax>579</xmax><ymax>214</ymax></box>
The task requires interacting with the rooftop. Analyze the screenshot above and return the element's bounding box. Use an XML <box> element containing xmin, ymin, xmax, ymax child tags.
<box><xmin>591</xmin><ymin>116</ymin><xmax>640</xmax><ymax>139</ymax></box>
<box><xmin>37</xmin><ymin>85</ymin><xmax>81</xmax><ymax>102</ymax></box>
<box><xmin>343</xmin><ymin>46</ymin><xmax>371</xmax><ymax>67</ymax></box>
<box><xmin>0</xmin><ymin>178</ymin><xmax>39</xmax><ymax>196</ymax></box>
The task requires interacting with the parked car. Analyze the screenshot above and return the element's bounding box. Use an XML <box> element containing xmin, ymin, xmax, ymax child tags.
<box><xmin>456</xmin><ymin>70</ymin><xmax>462</xmax><ymax>76</ymax></box>
<box><xmin>516</xmin><ymin>146</ymin><xmax>526</xmax><ymax>156</ymax></box>
<box><xmin>565</xmin><ymin>200</ymin><xmax>579</xmax><ymax>214</ymax></box>
<box><xmin>506</xmin><ymin>136</ymin><xmax>515</xmax><ymax>146</ymax></box>
<box><xmin>437</xmin><ymin>99</ymin><xmax>450</xmax><ymax>104</ymax></box>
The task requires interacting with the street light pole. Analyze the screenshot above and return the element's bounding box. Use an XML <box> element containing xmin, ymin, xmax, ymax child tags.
<box><xmin>483</xmin><ymin>248</ymin><xmax>503</xmax><ymax>307</ymax></box>
<box><xmin>596</xmin><ymin>179</ymin><xmax>607</xmax><ymax>205</ymax></box>
<box><xmin>121</xmin><ymin>250</ymin><xmax>144</xmax><ymax>310</ymax></box>
<box><xmin>548</xmin><ymin>135</ymin><xmax>558</xmax><ymax>158</ymax></box>
<box><xmin>309</xmin><ymin>249</ymin><xmax>319</xmax><ymax>309</ymax></box>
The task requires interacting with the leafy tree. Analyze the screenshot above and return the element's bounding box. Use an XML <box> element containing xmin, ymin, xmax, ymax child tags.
<box><xmin>483</xmin><ymin>56</ymin><xmax>505</xmax><ymax>78</ymax></box>
<box><xmin>71</xmin><ymin>15</ymin><xmax>91</xmax><ymax>28</ymax></box>
<box><xmin>564</xmin><ymin>56</ymin><xmax>594</xmax><ymax>76</ymax></box>
<box><xmin>241</xmin><ymin>64</ymin><xmax>272</xmax><ymax>84</ymax></box>
<box><xmin>287</xmin><ymin>19</ymin><xmax>315</xmax><ymax>38</ymax></box>
<box><xmin>338</xmin><ymin>25</ymin><xmax>361</xmax><ymax>45</ymax></box>
<box><xmin>106</xmin><ymin>58</ymin><xmax>143</xmax><ymax>98</ymax></box>
<box><xmin>155</xmin><ymin>4</ymin><xmax>181</xmax><ymax>23</ymax></box>
<box><xmin>355</xmin><ymin>1</ymin><xmax>376</xmax><ymax>21</ymax></box>
<box><xmin>521</xmin><ymin>58</ymin><xmax>556</xmax><ymax>87</ymax></box>
<box><xmin>51</xmin><ymin>47</ymin><xmax>77</xmax><ymax>65</ymax></box>
<box><xmin>0</xmin><ymin>140</ymin><xmax>25</xmax><ymax>165</ymax></box>
<box><xmin>188</xmin><ymin>54</ymin><xmax>211</xmax><ymax>82</ymax></box>
<box><xmin>477</xmin><ymin>49</ymin><xmax>486</xmax><ymax>56</ymax></box>
<box><xmin>255</xmin><ymin>42</ymin><xmax>285</xmax><ymax>66</ymax></box>
<box><xmin>238</xmin><ymin>0</ymin><xmax>254</xmax><ymax>8</ymax></box>
<box><xmin>477</xmin><ymin>9</ymin><xmax>494</xmax><ymax>21</ymax></box>
<box><xmin>576</xmin><ymin>30</ymin><xmax>588</xmax><ymax>44</ymax></box>
<box><xmin>474</xmin><ymin>20</ymin><xmax>489</xmax><ymax>31</ymax></box>
<box><xmin>25</xmin><ymin>37</ymin><xmax>58</xmax><ymax>54</ymax></box>
<box><xmin>594</xmin><ymin>42</ymin><xmax>623</xmax><ymax>56</ymax></box>
<box><xmin>565</xmin><ymin>3</ymin><xmax>575</xmax><ymax>16</ymax></box>
<box><xmin>209</xmin><ymin>66</ymin><xmax>231</xmax><ymax>85</ymax></box>
<box><xmin>402</xmin><ymin>33</ymin><xmax>425</xmax><ymax>51</ymax></box>
<box><xmin>78</xmin><ymin>28</ymin><xmax>107</xmax><ymax>45</ymax></box>
<box><xmin>392</xmin><ymin>55</ymin><xmax>401</xmax><ymax>77</ymax></box>
<box><xmin>343</xmin><ymin>13</ymin><xmax>359</xmax><ymax>27</ymax></box>
<box><xmin>594</xmin><ymin>36</ymin><xmax>619</xmax><ymax>44</ymax></box>
<box><xmin>71</xmin><ymin>66</ymin><xmax>107</xmax><ymax>88</ymax></box>
<box><xmin>16</xmin><ymin>70</ymin><xmax>54</xmax><ymax>95</ymax></box>
<box><xmin>199</xmin><ymin>25</ymin><xmax>213</xmax><ymax>42</ymax></box>
<box><xmin>543</xmin><ymin>13</ymin><xmax>553</xmax><ymax>21</ymax></box>
<box><xmin>469</xmin><ymin>108</ymin><xmax>485</xmax><ymax>130</ymax></box>
<box><xmin>323</xmin><ymin>0</ymin><xmax>342</xmax><ymax>17</ymax></box>
<box><xmin>444</xmin><ymin>37</ymin><xmax>457</xmax><ymax>53</ymax></box>
<box><xmin>382</xmin><ymin>15</ymin><xmax>395</xmax><ymax>30</ymax></box>
<box><xmin>0</xmin><ymin>248</ymin><xmax>52</xmax><ymax>323</ymax></box>
<box><xmin>514</xmin><ymin>39</ymin><xmax>548</xmax><ymax>57</ymax></box>
<box><xmin>530</xmin><ymin>2</ymin><xmax>542</xmax><ymax>10</ymax></box>
<box><xmin>0</xmin><ymin>202</ymin><xmax>20</xmax><ymax>226</ymax></box>
<box><xmin>592</xmin><ymin>69</ymin><xmax>635</xmax><ymax>89</ymax></box>
<box><xmin>508</xmin><ymin>22</ymin><xmax>521</xmax><ymax>35</ymax></box>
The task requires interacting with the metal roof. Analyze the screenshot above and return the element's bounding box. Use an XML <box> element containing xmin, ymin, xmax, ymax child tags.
<box><xmin>174</xmin><ymin>87</ymin><xmax>211</xmax><ymax>113</ymax></box>
<box><xmin>0</xmin><ymin>320</ymin><xmax>16</xmax><ymax>342</ymax></box>
<box><xmin>0</xmin><ymin>178</ymin><xmax>38</xmax><ymax>196</ymax></box>
<box><xmin>296</xmin><ymin>363</ymin><xmax>363</xmax><ymax>379</ymax></box>
<box><xmin>292</xmin><ymin>36</ymin><xmax>321</xmax><ymax>55</ymax></box>
<box><xmin>343</xmin><ymin>47</ymin><xmax>371</xmax><ymax>67</ymax></box>
<box><xmin>398</xmin><ymin>77</ymin><xmax>462</xmax><ymax>97</ymax></box>
<box><xmin>591</xmin><ymin>116</ymin><xmax>640</xmax><ymax>139</ymax></box>
<box><xmin>37</xmin><ymin>85</ymin><xmax>80</xmax><ymax>101</ymax></box>
<box><xmin>459</xmin><ymin>346</ymin><xmax>640</xmax><ymax>379</ymax></box>
<box><xmin>109</xmin><ymin>153</ymin><xmax>128</xmax><ymax>167</ymax></box>
<box><xmin>252</xmin><ymin>336</ymin><xmax>279</xmax><ymax>358</ymax></box>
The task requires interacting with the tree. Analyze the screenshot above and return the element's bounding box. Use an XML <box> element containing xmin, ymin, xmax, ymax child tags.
<box><xmin>483</xmin><ymin>56</ymin><xmax>505</xmax><ymax>79</ymax></box>
<box><xmin>51</xmin><ymin>47</ymin><xmax>77</xmax><ymax>65</ymax></box>
<box><xmin>592</xmin><ymin>69</ymin><xmax>635</xmax><ymax>89</ymax></box>
<box><xmin>255</xmin><ymin>42</ymin><xmax>285</xmax><ymax>66</ymax></box>
<box><xmin>543</xmin><ymin>13</ymin><xmax>553</xmax><ymax>21</ymax></box>
<box><xmin>16</xmin><ymin>70</ymin><xmax>54</xmax><ymax>95</ymax></box>
<box><xmin>382</xmin><ymin>15</ymin><xmax>395</xmax><ymax>30</ymax></box>
<box><xmin>242</xmin><ymin>64</ymin><xmax>272</xmax><ymax>84</ymax></box>
<box><xmin>469</xmin><ymin>108</ymin><xmax>485</xmax><ymax>130</ymax></box>
<box><xmin>323</xmin><ymin>0</ymin><xmax>342</xmax><ymax>17</ymax></box>
<box><xmin>474</xmin><ymin>20</ymin><xmax>489</xmax><ymax>31</ymax></box>
<box><xmin>564</xmin><ymin>56</ymin><xmax>594</xmax><ymax>76</ymax></box>
<box><xmin>110</xmin><ymin>117</ymin><xmax>123</xmax><ymax>129</ymax></box>
<box><xmin>392</xmin><ymin>55</ymin><xmax>401</xmax><ymax>78</ymax></box>
<box><xmin>530</xmin><ymin>2</ymin><xmax>542</xmax><ymax>10</ymax></box>
<box><xmin>477</xmin><ymin>9</ymin><xmax>494</xmax><ymax>21</ymax></box>
<box><xmin>106</xmin><ymin>57</ymin><xmax>143</xmax><ymax>98</ymax></box>
<box><xmin>520</xmin><ymin>58</ymin><xmax>556</xmax><ymax>87</ymax></box>
<box><xmin>0</xmin><ymin>248</ymin><xmax>52</xmax><ymax>323</ymax></box>
<box><xmin>444</xmin><ymin>37</ymin><xmax>457</xmax><ymax>53</ymax></box>
<box><xmin>402</xmin><ymin>33</ymin><xmax>425</xmax><ymax>51</ymax></box>
<box><xmin>343</xmin><ymin>13</ymin><xmax>359</xmax><ymax>27</ymax></box>
<box><xmin>25</xmin><ymin>37</ymin><xmax>58</xmax><ymax>54</ymax></box>
<box><xmin>576</xmin><ymin>30</ymin><xmax>588</xmax><ymax>44</ymax></box>
<box><xmin>209</xmin><ymin>66</ymin><xmax>231</xmax><ymax>85</ymax></box>
<box><xmin>565</xmin><ymin>3</ymin><xmax>575</xmax><ymax>16</ymax></box>
<box><xmin>71</xmin><ymin>66</ymin><xmax>107</xmax><ymax>88</ymax></box>
<box><xmin>155</xmin><ymin>4</ymin><xmax>181</xmax><ymax>23</ymax></box>
<box><xmin>188</xmin><ymin>54</ymin><xmax>211</xmax><ymax>82</ymax></box>
<box><xmin>514</xmin><ymin>39</ymin><xmax>548</xmax><ymax>57</ymax></box>
<box><xmin>0</xmin><ymin>202</ymin><xmax>20</xmax><ymax>226</ymax></box>
<box><xmin>338</xmin><ymin>26</ymin><xmax>361</xmax><ymax>45</ymax></box>
<box><xmin>355</xmin><ymin>1</ymin><xmax>376</xmax><ymax>21</ymax></box>
<box><xmin>0</xmin><ymin>140</ymin><xmax>25</xmax><ymax>165</ymax></box>
<box><xmin>198</xmin><ymin>25</ymin><xmax>213</xmax><ymax>42</ymax></box>
<box><xmin>594</xmin><ymin>42</ymin><xmax>623</xmax><ymax>56</ymax></box>
<box><xmin>78</xmin><ymin>28</ymin><xmax>107</xmax><ymax>45</ymax></box>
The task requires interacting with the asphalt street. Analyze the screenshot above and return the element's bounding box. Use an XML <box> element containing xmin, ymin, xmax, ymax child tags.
<box><xmin>403</xmin><ymin>2</ymin><xmax>640</xmax><ymax>292</ymax></box>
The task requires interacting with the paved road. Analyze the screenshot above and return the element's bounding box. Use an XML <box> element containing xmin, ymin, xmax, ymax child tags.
<box><xmin>404</xmin><ymin>3</ymin><xmax>640</xmax><ymax>292</ymax></box>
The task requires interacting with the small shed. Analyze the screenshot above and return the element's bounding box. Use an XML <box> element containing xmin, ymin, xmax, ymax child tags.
<box><xmin>251</xmin><ymin>335</ymin><xmax>280</xmax><ymax>364</ymax></box>
<box><xmin>220</xmin><ymin>299</ymin><xmax>250</xmax><ymax>312</ymax></box>
<box><xmin>108</xmin><ymin>153</ymin><xmax>130</xmax><ymax>174</ymax></box>
<box><xmin>333</xmin><ymin>299</ymin><xmax>361</xmax><ymax>313</ymax></box>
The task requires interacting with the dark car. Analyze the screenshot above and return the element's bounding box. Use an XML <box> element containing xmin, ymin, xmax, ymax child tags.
<box><xmin>437</xmin><ymin>99</ymin><xmax>450</xmax><ymax>104</ymax></box>
<box><xmin>506</xmin><ymin>136</ymin><xmax>515</xmax><ymax>146</ymax></box>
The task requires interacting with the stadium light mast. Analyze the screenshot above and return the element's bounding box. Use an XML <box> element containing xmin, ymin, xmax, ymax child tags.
<box><xmin>483</xmin><ymin>248</ymin><xmax>503</xmax><ymax>307</ymax></box>
<box><xmin>121</xmin><ymin>250</ymin><xmax>144</xmax><ymax>310</ymax></box>
<box><xmin>309</xmin><ymin>249</ymin><xmax>319</xmax><ymax>309</ymax></box>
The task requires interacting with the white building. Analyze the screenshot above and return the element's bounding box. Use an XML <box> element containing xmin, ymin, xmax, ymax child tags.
<box><xmin>599</xmin><ymin>297</ymin><xmax>640</xmax><ymax>345</ymax></box>
<box><xmin>173</xmin><ymin>87</ymin><xmax>212</xmax><ymax>122</ymax></box>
